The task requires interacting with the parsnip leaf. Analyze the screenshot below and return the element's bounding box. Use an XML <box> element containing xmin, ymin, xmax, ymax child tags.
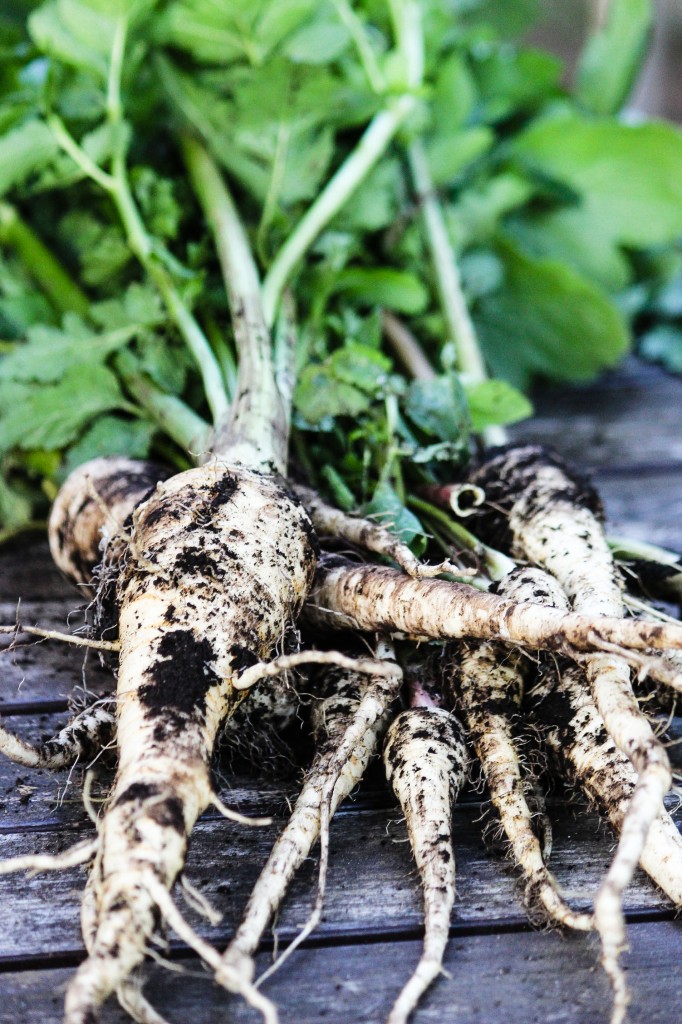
<box><xmin>475</xmin><ymin>241</ymin><xmax>629</xmax><ymax>388</ymax></box>
<box><xmin>0</xmin><ymin>364</ymin><xmax>130</xmax><ymax>450</ymax></box>
<box><xmin>576</xmin><ymin>0</ymin><xmax>652</xmax><ymax>115</ymax></box>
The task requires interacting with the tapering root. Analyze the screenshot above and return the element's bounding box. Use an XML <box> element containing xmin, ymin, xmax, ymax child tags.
<box><xmin>0</xmin><ymin>836</ymin><xmax>97</xmax><ymax>876</ymax></box>
<box><xmin>222</xmin><ymin>645</ymin><xmax>401</xmax><ymax>990</ymax></box>
<box><xmin>445</xmin><ymin>632</ymin><xmax>592</xmax><ymax>932</ymax></box>
<box><xmin>0</xmin><ymin>698</ymin><xmax>115</xmax><ymax>769</ymax></box>
<box><xmin>383</xmin><ymin>705</ymin><xmax>467</xmax><ymax>1024</ymax></box>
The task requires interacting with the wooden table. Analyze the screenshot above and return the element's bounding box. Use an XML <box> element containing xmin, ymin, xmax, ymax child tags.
<box><xmin>2</xmin><ymin>358</ymin><xmax>682</xmax><ymax>1023</ymax></box>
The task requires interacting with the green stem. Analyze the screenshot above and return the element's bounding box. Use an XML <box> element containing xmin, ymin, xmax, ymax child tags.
<box><xmin>0</xmin><ymin>202</ymin><xmax>89</xmax><ymax>318</ymax></box>
<box><xmin>332</xmin><ymin>0</ymin><xmax>385</xmax><ymax>94</ymax></box>
<box><xmin>407</xmin><ymin>140</ymin><xmax>506</xmax><ymax>447</ymax></box>
<box><xmin>47</xmin><ymin>21</ymin><xmax>229</xmax><ymax>428</ymax></box>
<box><xmin>115</xmin><ymin>351</ymin><xmax>210</xmax><ymax>456</ymax></box>
<box><xmin>261</xmin><ymin>0</ymin><xmax>424</xmax><ymax>327</ymax></box>
<box><xmin>262</xmin><ymin>97</ymin><xmax>416</xmax><ymax>328</ymax></box>
<box><xmin>408</xmin><ymin>495</ymin><xmax>515</xmax><ymax>580</ymax></box>
<box><xmin>182</xmin><ymin>134</ymin><xmax>288</xmax><ymax>472</ymax></box>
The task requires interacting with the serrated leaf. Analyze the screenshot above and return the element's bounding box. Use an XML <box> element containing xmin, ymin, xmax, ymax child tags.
<box><xmin>0</xmin><ymin>315</ymin><xmax>137</xmax><ymax>382</ymax></box>
<box><xmin>464</xmin><ymin>378</ymin><xmax>532</xmax><ymax>430</ymax></box>
<box><xmin>474</xmin><ymin>240</ymin><xmax>629</xmax><ymax>389</ymax></box>
<box><xmin>0</xmin><ymin>364</ymin><xmax>129</xmax><ymax>450</ymax></box>
<box><xmin>63</xmin><ymin>414</ymin><xmax>155</xmax><ymax>475</ymax></box>
<box><xmin>0</xmin><ymin>119</ymin><xmax>58</xmax><ymax>197</ymax></box>
<box><xmin>426</xmin><ymin>126</ymin><xmax>494</xmax><ymax>187</ymax></box>
<box><xmin>576</xmin><ymin>0</ymin><xmax>652</xmax><ymax>115</ymax></box>
<box><xmin>295</xmin><ymin>365</ymin><xmax>370</xmax><ymax>424</ymax></box>
<box><xmin>294</xmin><ymin>342</ymin><xmax>390</xmax><ymax>424</ymax></box>
<box><xmin>431</xmin><ymin>54</ymin><xmax>477</xmax><ymax>132</ymax></box>
<box><xmin>330</xmin><ymin>343</ymin><xmax>391</xmax><ymax>391</ymax></box>
<box><xmin>284</xmin><ymin>19</ymin><xmax>350</xmax><ymax>64</ymax></box>
<box><xmin>333</xmin><ymin>268</ymin><xmax>429</xmax><ymax>314</ymax></box>
<box><xmin>28</xmin><ymin>0</ymin><xmax>109</xmax><ymax>77</ymax></box>
<box><xmin>333</xmin><ymin>160</ymin><xmax>400</xmax><ymax>232</ymax></box>
<box><xmin>471</xmin><ymin>46</ymin><xmax>561</xmax><ymax>123</ymax></box>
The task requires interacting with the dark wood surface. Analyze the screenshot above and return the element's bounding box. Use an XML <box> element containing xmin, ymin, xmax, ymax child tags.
<box><xmin>1</xmin><ymin>357</ymin><xmax>682</xmax><ymax>1023</ymax></box>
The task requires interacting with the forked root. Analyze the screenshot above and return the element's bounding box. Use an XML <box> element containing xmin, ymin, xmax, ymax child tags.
<box><xmin>222</xmin><ymin>643</ymin><xmax>401</xmax><ymax>991</ymax></box>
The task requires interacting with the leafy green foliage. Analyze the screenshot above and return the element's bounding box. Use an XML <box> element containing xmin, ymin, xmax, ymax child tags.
<box><xmin>474</xmin><ymin>241</ymin><xmax>629</xmax><ymax>389</ymax></box>
<box><xmin>576</xmin><ymin>0</ymin><xmax>652</xmax><ymax>115</ymax></box>
<box><xmin>0</xmin><ymin>364</ymin><xmax>130</xmax><ymax>450</ymax></box>
<box><xmin>1</xmin><ymin>0</ymin><xmax>681</xmax><ymax>543</ymax></box>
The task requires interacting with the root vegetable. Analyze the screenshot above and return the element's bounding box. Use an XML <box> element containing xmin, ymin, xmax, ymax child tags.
<box><xmin>220</xmin><ymin>645</ymin><xmax>401</xmax><ymax>989</ymax></box>
<box><xmin>306</xmin><ymin>555</ymin><xmax>682</xmax><ymax>674</ymax></box>
<box><xmin>504</xmin><ymin>565</ymin><xmax>682</xmax><ymax>1024</ymax></box>
<box><xmin>444</xmin><ymin>568</ymin><xmax>591</xmax><ymax>930</ymax></box>
<box><xmin>0</xmin><ymin>696</ymin><xmax>115</xmax><ymax>769</ymax></box>
<box><xmin>383</xmin><ymin>696</ymin><xmax>467</xmax><ymax>1024</ymax></box>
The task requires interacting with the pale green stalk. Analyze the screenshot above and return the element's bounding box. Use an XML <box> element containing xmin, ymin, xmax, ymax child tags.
<box><xmin>181</xmin><ymin>135</ymin><xmax>288</xmax><ymax>472</ymax></box>
<box><xmin>261</xmin><ymin>0</ymin><xmax>424</xmax><ymax>327</ymax></box>
<box><xmin>0</xmin><ymin>202</ymin><xmax>90</xmax><ymax>318</ymax></box>
<box><xmin>407</xmin><ymin>140</ymin><xmax>506</xmax><ymax>447</ymax></box>
<box><xmin>115</xmin><ymin>351</ymin><xmax>211</xmax><ymax>456</ymax></box>
<box><xmin>48</xmin><ymin>17</ymin><xmax>229</xmax><ymax>428</ymax></box>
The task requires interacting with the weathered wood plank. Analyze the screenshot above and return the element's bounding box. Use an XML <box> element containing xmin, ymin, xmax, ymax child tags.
<box><xmin>512</xmin><ymin>359</ymin><xmax>682</xmax><ymax>470</ymax></box>
<box><xmin>0</xmin><ymin>542</ymin><xmax>76</xmax><ymax>602</ymax></box>
<box><xmin>0</xmin><ymin>798</ymin><xmax>678</xmax><ymax>961</ymax></box>
<box><xmin>0</xmin><ymin>602</ymin><xmax>112</xmax><ymax>708</ymax></box>
<box><xmin>2</xmin><ymin>918</ymin><xmax>682</xmax><ymax>1024</ymax></box>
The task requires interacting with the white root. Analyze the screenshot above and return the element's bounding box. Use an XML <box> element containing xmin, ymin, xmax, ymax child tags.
<box><xmin>0</xmin><ymin>837</ymin><xmax>97</xmax><ymax>876</ymax></box>
<box><xmin>0</xmin><ymin>699</ymin><xmax>115</xmax><ymax>770</ymax></box>
<box><xmin>294</xmin><ymin>483</ymin><xmax>462</xmax><ymax>578</ymax></box>
<box><xmin>503</xmin><ymin>564</ymin><xmax>677</xmax><ymax>1024</ymax></box>
<box><xmin>221</xmin><ymin>645</ymin><xmax>401</xmax><ymax>991</ymax></box>
<box><xmin>383</xmin><ymin>704</ymin><xmax>467</xmax><ymax>1024</ymax></box>
<box><xmin>444</xmin><ymin>625</ymin><xmax>592</xmax><ymax>931</ymax></box>
<box><xmin>306</xmin><ymin>556</ymin><xmax>682</xmax><ymax>673</ymax></box>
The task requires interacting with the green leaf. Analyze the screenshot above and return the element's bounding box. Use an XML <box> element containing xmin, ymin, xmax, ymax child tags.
<box><xmin>0</xmin><ymin>315</ymin><xmax>137</xmax><ymax>383</ymax></box>
<box><xmin>576</xmin><ymin>0</ymin><xmax>652</xmax><ymax>115</ymax></box>
<box><xmin>295</xmin><ymin>366</ymin><xmax>369</xmax><ymax>424</ymax></box>
<box><xmin>0</xmin><ymin>119</ymin><xmax>58</xmax><ymax>197</ymax></box>
<box><xmin>333</xmin><ymin>268</ymin><xmax>429</xmax><ymax>314</ymax></box>
<box><xmin>512</xmin><ymin>114</ymin><xmax>682</xmax><ymax>249</ymax></box>
<box><xmin>464</xmin><ymin>378</ymin><xmax>533</xmax><ymax>430</ymax></box>
<box><xmin>332</xmin><ymin>160</ymin><xmax>400</xmax><ymax>232</ymax></box>
<box><xmin>295</xmin><ymin>342</ymin><xmax>390</xmax><ymax>425</ymax></box>
<box><xmin>639</xmin><ymin>325</ymin><xmax>682</xmax><ymax>374</ymax></box>
<box><xmin>474</xmin><ymin>240</ymin><xmax>629</xmax><ymax>389</ymax></box>
<box><xmin>426</xmin><ymin>126</ymin><xmax>494</xmax><ymax>187</ymax></box>
<box><xmin>283</xmin><ymin>19</ymin><xmax>350</xmax><ymax>64</ymax></box>
<box><xmin>63</xmin><ymin>414</ymin><xmax>155</xmax><ymax>475</ymax></box>
<box><xmin>364</xmin><ymin>480</ymin><xmax>425</xmax><ymax>545</ymax></box>
<box><xmin>0</xmin><ymin>364</ymin><xmax>129</xmax><ymax>450</ymax></box>
<box><xmin>431</xmin><ymin>54</ymin><xmax>477</xmax><ymax>132</ymax></box>
<box><xmin>58</xmin><ymin>210</ymin><xmax>132</xmax><ymax>286</ymax></box>
<box><xmin>29</xmin><ymin>0</ymin><xmax>110</xmax><ymax>77</ymax></box>
<box><xmin>471</xmin><ymin>46</ymin><xmax>561</xmax><ymax>123</ymax></box>
<box><xmin>504</xmin><ymin>207</ymin><xmax>631</xmax><ymax>292</ymax></box>
<box><xmin>404</xmin><ymin>374</ymin><xmax>470</xmax><ymax>446</ymax></box>
<box><xmin>0</xmin><ymin>472</ymin><xmax>33</xmax><ymax>531</ymax></box>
